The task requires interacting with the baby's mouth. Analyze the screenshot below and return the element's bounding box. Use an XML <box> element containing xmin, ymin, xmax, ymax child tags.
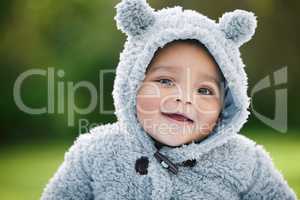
<box><xmin>161</xmin><ymin>112</ymin><xmax>194</xmax><ymax>124</ymax></box>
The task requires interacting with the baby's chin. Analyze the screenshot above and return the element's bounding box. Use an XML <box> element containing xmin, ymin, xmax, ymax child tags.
<box><xmin>149</xmin><ymin>133</ymin><xmax>195</xmax><ymax>147</ymax></box>
<box><xmin>160</xmin><ymin>139</ymin><xmax>183</xmax><ymax>147</ymax></box>
<box><xmin>148</xmin><ymin>129</ymin><xmax>212</xmax><ymax>147</ymax></box>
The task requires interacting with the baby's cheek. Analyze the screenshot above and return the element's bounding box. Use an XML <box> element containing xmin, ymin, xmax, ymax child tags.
<box><xmin>136</xmin><ymin>96</ymin><xmax>161</xmax><ymax>113</ymax></box>
<box><xmin>136</xmin><ymin>83</ymin><xmax>161</xmax><ymax>113</ymax></box>
<box><xmin>194</xmin><ymin>97</ymin><xmax>221</xmax><ymax>114</ymax></box>
<box><xmin>136</xmin><ymin>96</ymin><xmax>161</xmax><ymax>136</ymax></box>
<box><xmin>194</xmin><ymin>98</ymin><xmax>221</xmax><ymax>131</ymax></box>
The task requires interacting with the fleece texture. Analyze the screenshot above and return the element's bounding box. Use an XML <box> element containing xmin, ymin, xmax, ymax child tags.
<box><xmin>41</xmin><ymin>0</ymin><xmax>297</xmax><ymax>199</ymax></box>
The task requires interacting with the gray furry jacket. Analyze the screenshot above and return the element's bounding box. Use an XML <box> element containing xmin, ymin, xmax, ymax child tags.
<box><xmin>41</xmin><ymin>0</ymin><xmax>297</xmax><ymax>199</ymax></box>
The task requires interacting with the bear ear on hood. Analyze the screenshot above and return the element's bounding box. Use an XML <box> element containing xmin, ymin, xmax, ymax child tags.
<box><xmin>218</xmin><ymin>9</ymin><xmax>257</xmax><ymax>47</ymax></box>
<box><xmin>114</xmin><ymin>0</ymin><xmax>156</xmax><ymax>37</ymax></box>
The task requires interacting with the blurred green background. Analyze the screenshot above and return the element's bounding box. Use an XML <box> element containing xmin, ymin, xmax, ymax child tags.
<box><xmin>0</xmin><ymin>0</ymin><xmax>299</xmax><ymax>199</ymax></box>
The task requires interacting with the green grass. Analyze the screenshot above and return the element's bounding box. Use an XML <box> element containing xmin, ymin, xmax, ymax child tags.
<box><xmin>0</xmin><ymin>141</ymin><xmax>71</xmax><ymax>200</ymax></box>
<box><xmin>0</xmin><ymin>129</ymin><xmax>299</xmax><ymax>199</ymax></box>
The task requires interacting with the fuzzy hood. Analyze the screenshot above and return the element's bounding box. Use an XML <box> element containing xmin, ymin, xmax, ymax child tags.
<box><xmin>112</xmin><ymin>0</ymin><xmax>257</xmax><ymax>163</ymax></box>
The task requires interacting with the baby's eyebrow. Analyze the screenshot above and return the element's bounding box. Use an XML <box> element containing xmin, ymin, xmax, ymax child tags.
<box><xmin>147</xmin><ymin>65</ymin><xmax>180</xmax><ymax>74</ymax></box>
<box><xmin>199</xmin><ymin>76</ymin><xmax>224</xmax><ymax>90</ymax></box>
<box><xmin>198</xmin><ymin>74</ymin><xmax>220</xmax><ymax>85</ymax></box>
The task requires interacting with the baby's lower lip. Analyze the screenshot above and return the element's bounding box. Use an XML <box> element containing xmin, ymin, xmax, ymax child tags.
<box><xmin>162</xmin><ymin>113</ymin><xmax>194</xmax><ymax>124</ymax></box>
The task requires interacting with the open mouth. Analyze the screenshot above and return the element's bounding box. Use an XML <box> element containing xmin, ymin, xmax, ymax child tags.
<box><xmin>162</xmin><ymin>112</ymin><xmax>194</xmax><ymax>123</ymax></box>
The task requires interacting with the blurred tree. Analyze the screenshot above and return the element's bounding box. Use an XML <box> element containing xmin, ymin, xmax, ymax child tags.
<box><xmin>0</xmin><ymin>0</ymin><xmax>299</xmax><ymax>143</ymax></box>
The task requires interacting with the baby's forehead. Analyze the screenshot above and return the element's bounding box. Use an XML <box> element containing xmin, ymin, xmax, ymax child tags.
<box><xmin>146</xmin><ymin>40</ymin><xmax>224</xmax><ymax>82</ymax></box>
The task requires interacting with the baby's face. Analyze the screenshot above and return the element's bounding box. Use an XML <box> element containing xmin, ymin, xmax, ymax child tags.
<box><xmin>136</xmin><ymin>41</ymin><xmax>223</xmax><ymax>147</ymax></box>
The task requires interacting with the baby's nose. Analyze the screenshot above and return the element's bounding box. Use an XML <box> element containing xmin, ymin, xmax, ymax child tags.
<box><xmin>175</xmin><ymin>89</ymin><xmax>193</xmax><ymax>105</ymax></box>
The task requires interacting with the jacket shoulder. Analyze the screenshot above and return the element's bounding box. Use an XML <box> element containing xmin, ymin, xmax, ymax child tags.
<box><xmin>71</xmin><ymin>122</ymin><xmax>128</xmax><ymax>171</ymax></box>
<box><xmin>73</xmin><ymin>122</ymin><xmax>124</xmax><ymax>148</ymax></box>
<box><xmin>40</xmin><ymin>122</ymin><xmax>125</xmax><ymax>199</ymax></box>
<box><xmin>86</xmin><ymin>122</ymin><xmax>129</xmax><ymax>153</ymax></box>
<box><xmin>211</xmin><ymin>134</ymin><xmax>258</xmax><ymax>165</ymax></box>
<box><xmin>217</xmin><ymin>133</ymin><xmax>295</xmax><ymax>198</ymax></box>
<box><xmin>205</xmin><ymin>134</ymin><xmax>259</xmax><ymax>193</ymax></box>
<box><xmin>235</xmin><ymin>135</ymin><xmax>298</xmax><ymax>199</ymax></box>
<box><xmin>88</xmin><ymin>122</ymin><xmax>125</xmax><ymax>142</ymax></box>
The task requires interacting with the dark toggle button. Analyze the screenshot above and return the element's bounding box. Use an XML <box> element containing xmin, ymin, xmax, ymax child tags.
<box><xmin>154</xmin><ymin>151</ymin><xmax>178</xmax><ymax>175</ymax></box>
<box><xmin>182</xmin><ymin>159</ymin><xmax>197</xmax><ymax>167</ymax></box>
<box><xmin>135</xmin><ymin>156</ymin><xmax>149</xmax><ymax>175</ymax></box>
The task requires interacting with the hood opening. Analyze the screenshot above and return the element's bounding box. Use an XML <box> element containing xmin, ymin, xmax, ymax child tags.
<box><xmin>141</xmin><ymin>39</ymin><xmax>239</xmax><ymax>146</ymax></box>
<box><xmin>113</xmin><ymin>29</ymin><xmax>250</xmax><ymax>160</ymax></box>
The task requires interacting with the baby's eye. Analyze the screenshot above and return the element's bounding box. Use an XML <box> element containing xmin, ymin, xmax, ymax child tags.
<box><xmin>157</xmin><ymin>79</ymin><xmax>174</xmax><ymax>87</ymax></box>
<box><xmin>197</xmin><ymin>87</ymin><xmax>213</xmax><ymax>95</ymax></box>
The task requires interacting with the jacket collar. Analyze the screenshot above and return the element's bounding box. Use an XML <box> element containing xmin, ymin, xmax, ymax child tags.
<box><xmin>124</xmin><ymin>120</ymin><xmax>236</xmax><ymax>164</ymax></box>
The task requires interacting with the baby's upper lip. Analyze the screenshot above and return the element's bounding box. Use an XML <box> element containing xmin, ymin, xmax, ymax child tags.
<box><xmin>161</xmin><ymin>111</ymin><xmax>194</xmax><ymax>122</ymax></box>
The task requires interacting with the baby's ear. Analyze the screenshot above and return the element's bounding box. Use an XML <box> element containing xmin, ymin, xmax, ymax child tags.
<box><xmin>218</xmin><ymin>9</ymin><xmax>257</xmax><ymax>47</ymax></box>
<box><xmin>114</xmin><ymin>0</ymin><xmax>156</xmax><ymax>37</ymax></box>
